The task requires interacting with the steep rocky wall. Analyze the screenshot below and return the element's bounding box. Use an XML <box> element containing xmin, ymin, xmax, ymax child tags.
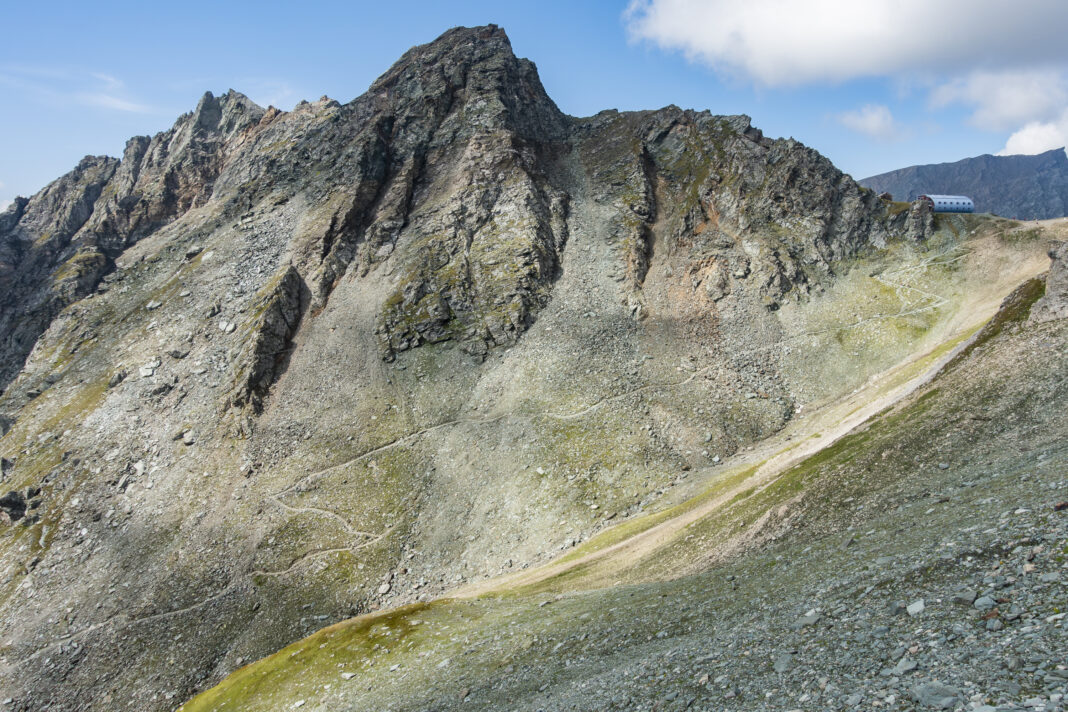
<box><xmin>1030</xmin><ymin>240</ymin><xmax>1067</xmax><ymax>322</ymax></box>
<box><xmin>0</xmin><ymin>158</ymin><xmax>118</xmax><ymax>391</ymax></box>
<box><xmin>575</xmin><ymin>108</ymin><xmax>908</xmax><ymax>314</ymax></box>
<box><xmin>0</xmin><ymin>91</ymin><xmax>266</xmax><ymax>393</ymax></box>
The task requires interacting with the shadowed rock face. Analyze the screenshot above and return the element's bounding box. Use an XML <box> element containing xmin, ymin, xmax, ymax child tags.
<box><xmin>0</xmin><ymin>25</ymin><xmax>961</xmax><ymax>712</ymax></box>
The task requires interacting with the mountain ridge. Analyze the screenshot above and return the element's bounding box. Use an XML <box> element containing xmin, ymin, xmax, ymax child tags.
<box><xmin>860</xmin><ymin>147</ymin><xmax>1068</xmax><ymax>219</ymax></box>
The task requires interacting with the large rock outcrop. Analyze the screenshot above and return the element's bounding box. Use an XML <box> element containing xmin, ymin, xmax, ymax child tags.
<box><xmin>1031</xmin><ymin>240</ymin><xmax>1068</xmax><ymax>322</ymax></box>
<box><xmin>0</xmin><ymin>90</ymin><xmax>265</xmax><ymax>392</ymax></box>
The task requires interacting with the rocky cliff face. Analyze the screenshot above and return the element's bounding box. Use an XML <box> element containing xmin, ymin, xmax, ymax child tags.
<box><xmin>0</xmin><ymin>90</ymin><xmax>265</xmax><ymax>394</ymax></box>
<box><xmin>1031</xmin><ymin>240</ymin><xmax>1068</xmax><ymax>322</ymax></box>
<box><xmin>860</xmin><ymin>148</ymin><xmax>1068</xmax><ymax>219</ymax></box>
<box><xmin>1</xmin><ymin>25</ymin><xmax>1035</xmax><ymax>712</ymax></box>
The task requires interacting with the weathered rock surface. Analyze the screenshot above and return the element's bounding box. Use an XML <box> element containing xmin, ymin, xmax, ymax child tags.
<box><xmin>1031</xmin><ymin>241</ymin><xmax>1067</xmax><ymax>322</ymax></box>
<box><xmin>0</xmin><ymin>90</ymin><xmax>264</xmax><ymax>392</ymax></box>
<box><xmin>224</xmin><ymin>264</ymin><xmax>307</xmax><ymax>422</ymax></box>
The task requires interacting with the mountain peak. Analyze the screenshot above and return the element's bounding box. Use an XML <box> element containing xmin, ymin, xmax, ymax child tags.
<box><xmin>357</xmin><ymin>24</ymin><xmax>565</xmax><ymax>143</ymax></box>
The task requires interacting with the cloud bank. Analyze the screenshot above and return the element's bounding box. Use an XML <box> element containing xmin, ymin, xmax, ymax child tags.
<box><xmin>625</xmin><ymin>0</ymin><xmax>1068</xmax><ymax>86</ymax></box>
<box><xmin>626</xmin><ymin>0</ymin><xmax>1068</xmax><ymax>156</ymax></box>
<box><xmin>999</xmin><ymin>112</ymin><xmax>1068</xmax><ymax>156</ymax></box>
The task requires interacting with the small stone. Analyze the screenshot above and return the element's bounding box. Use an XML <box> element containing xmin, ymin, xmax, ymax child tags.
<box><xmin>907</xmin><ymin>599</ymin><xmax>925</xmax><ymax>616</ymax></box>
<box><xmin>793</xmin><ymin>609</ymin><xmax>820</xmax><ymax>629</ymax></box>
<box><xmin>182</xmin><ymin>431</ymin><xmax>196</xmax><ymax>446</ymax></box>
<box><xmin>145</xmin><ymin>300</ymin><xmax>162</xmax><ymax>311</ymax></box>
<box><xmin>986</xmin><ymin>618</ymin><xmax>1004</xmax><ymax>631</ymax></box>
<box><xmin>773</xmin><ymin>653</ymin><xmax>794</xmax><ymax>673</ymax></box>
<box><xmin>0</xmin><ymin>491</ymin><xmax>27</xmax><ymax>521</ymax></box>
<box><xmin>951</xmin><ymin>589</ymin><xmax>977</xmax><ymax>606</ymax></box>
<box><xmin>378</xmin><ymin>583</ymin><xmax>391</xmax><ymax>595</ymax></box>
<box><xmin>889</xmin><ymin>600</ymin><xmax>907</xmax><ymax>615</ymax></box>
<box><xmin>138</xmin><ymin>358</ymin><xmax>161</xmax><ymax>379</ymax></box>
<box><xmin>341</xmin><ymin>672</ymin><xmax>356</xmax><ymax>680</ymax></box>
<box><xmin>910</xmin><ymin>681</ymin><xmax>961</xmax><ymax>709</ymax></box>
<box><xmin>185</xmin><ymin>245</ymin><xmax>203</xmax><ymax>259</ymax></box>
<box><xmin>937</xmin><ymin>462</ymin><xmax>950</xmax><ymax>470</ymax></box>
<box><xmin>894</xmin><ymin>656</ymin><xmax>918</xmax><ymax>674</ymax></box>
<box><xmin>973</xmin><ymin>596</ymin><xmax>996</xmax><ymax>611</ymax></box>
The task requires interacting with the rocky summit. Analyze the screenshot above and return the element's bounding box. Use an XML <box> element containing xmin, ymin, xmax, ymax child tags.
<box><xmin>0</xmin><ymin>26</ymin><xmax>1065</xmax><ymax>712</ymax></box>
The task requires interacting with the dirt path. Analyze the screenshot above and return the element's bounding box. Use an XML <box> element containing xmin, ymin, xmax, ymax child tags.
<box><xmin>266</xmin><ymin>226</ymin><xmax>1052</xmax><ymax>596</ymax></box>
<box><xmin>449</xmin><ymin>250</ymin><xmax>1041</xmax><ymax>598</ymax></box>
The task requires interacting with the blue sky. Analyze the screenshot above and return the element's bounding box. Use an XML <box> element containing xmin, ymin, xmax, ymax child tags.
<box><xmin>3</xmin><ymin>0</ymin><xmax>1067</xmax><ymax>209</ymax></box>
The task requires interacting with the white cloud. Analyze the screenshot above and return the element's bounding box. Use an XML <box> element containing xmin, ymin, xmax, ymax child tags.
<box><xmin>90</xmin><ymin>72</ymin><xmax>122</xmax><ymax>90</ymax></box>
<box><xmin>999</xmin><ymin>110</ymin><xmax>1068</xmax><ymax>155</ymax></box>
<box><xmin>837</xmin><ymin>104</ymin><xmax>902</xmax><ymax>141</ymax></box>
<box><xmin>624</xmin><ymin>0</ymin><xmax>1068</xmax><ymax>86</ymax></box>
<box><xmin>0</xmin><ymin>65</ymin><xmax>154</xmax><ymax>114</ymax></box>
<box><xmin>0</xmin><ymin>200</ymin><xmax>12</xmax><ymax>213</ymax></box>
<box><xmin>930</xmin><ymin>69</ymin><xmax>1068</xmax><ymax>130</ymax></box>
<box><xmin>78</xmin><ymin>92</ymin><xmax>152</xmax><ymax>113</ymax></box>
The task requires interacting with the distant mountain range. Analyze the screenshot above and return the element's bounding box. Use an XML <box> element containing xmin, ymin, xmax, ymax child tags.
<box><xmin>860</xmin><ymin>147</ymin><xmax>1068</xmax><ymax>219</ymax></box>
